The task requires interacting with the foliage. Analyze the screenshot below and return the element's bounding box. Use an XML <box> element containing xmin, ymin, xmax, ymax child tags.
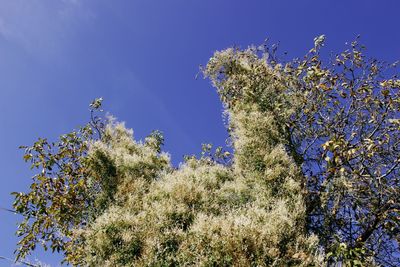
<box><xmin>12</xmin><ymin>99</ymin><xmax>105</xmax><ymax>263</ymax></box>
<box><xmin>287</xmin><ymin>36</ymin><xmax>400</xmax><ymax>266</ymax></box>
<box><xmin>75</xmin><ymin>86</ymin><xmax>321</xmax><ymax>265</ymax></box>
<box><xmin>206</xmin><ymin>36</ymin><xmax>400</xmax><ymax>266</ymax></box>
<box><xmin>12</xmin><ymin>37</ymin><xmax>400</xmax><ymax>266</ymax></box>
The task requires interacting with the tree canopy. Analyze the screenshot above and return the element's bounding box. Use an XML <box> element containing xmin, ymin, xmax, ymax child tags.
<box><xmin>13</xmin><ymin>36</ymin><xmax>399</xmax><ymax>266</ymax></box>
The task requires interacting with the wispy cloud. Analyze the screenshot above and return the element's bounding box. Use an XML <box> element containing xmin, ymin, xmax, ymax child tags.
<box><xmin>0</xmin><ymin>0</ymin><xmax>95</xmax><ymax>61</ymax></box>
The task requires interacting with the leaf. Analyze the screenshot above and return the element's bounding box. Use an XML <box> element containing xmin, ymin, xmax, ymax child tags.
<box><xmin>314</xmin><ymin>34</ymin><xmax>326</xmax><ymax>48</ymax></box>
<box><xmin>23</xmin><ymin>154</ymin><xmax>32</xmax><ymax>161</ymax></box>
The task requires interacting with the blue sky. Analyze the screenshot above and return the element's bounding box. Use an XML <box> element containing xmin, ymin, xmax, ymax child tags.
<box><xmin>0</xmin><ymin>0</ymin><xmax>399</xmax><ymax>266</ymax></box>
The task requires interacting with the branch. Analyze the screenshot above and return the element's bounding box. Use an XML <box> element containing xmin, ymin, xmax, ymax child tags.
<box><xmin>378</xmin><ymin>161</ymin><xmax>400</xmax><ymax>180</ymax></box>
<box><xmin>0</xmin><ymin>206</ymin><xmax>16</xmax><ymax>213</ymax></box>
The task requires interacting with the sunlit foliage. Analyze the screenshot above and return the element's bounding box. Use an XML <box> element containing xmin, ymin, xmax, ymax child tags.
<box><xmin>13</xmin><ymin>36</ymin><xmax>400</xmax><ymax>266</ymax></box>
<box><xmin>286</xmin><ymin>36</ymin><xmax>400</xmax><ymax>266</ymax></box>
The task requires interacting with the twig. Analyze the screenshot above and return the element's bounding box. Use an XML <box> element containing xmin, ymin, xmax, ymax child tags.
<box><xmin>0</xmin><ymin>206</ymin><xmax>16</xmax><ymax>213</ymax></box>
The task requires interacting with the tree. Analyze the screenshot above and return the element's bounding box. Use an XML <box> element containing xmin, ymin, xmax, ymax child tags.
<box><xmin>205</xmin><ymin>36</ymin><xmax>400</xmax><ymax>265</ymax></box>
<box><xmin>286</xmin><ymin>36</ymin><xmax>400</xmax><ymax>266</ymax></box>
<box><xmin>13</xmin><ymin>37</ymin><xmax>399</xmax><ymax>266</ymax></box>
<box><xmin>12</xmin><ymin>99</ymin><xmax>105</xmax><ymax>264</ymax></box>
